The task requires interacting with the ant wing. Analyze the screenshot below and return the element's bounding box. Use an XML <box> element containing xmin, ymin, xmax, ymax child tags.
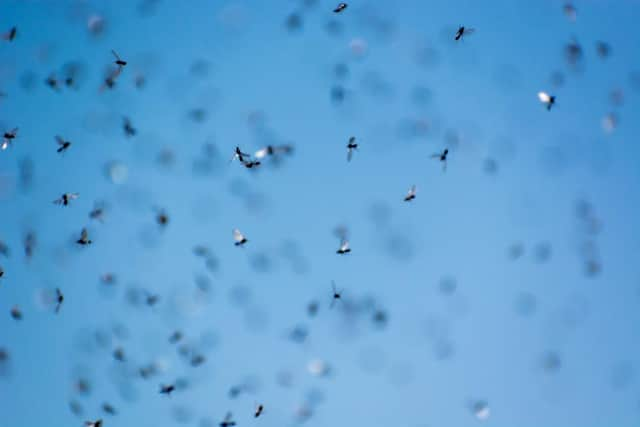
<box><xmin>53</xmin><ymin>198</ymin><xmax>63</xmax><ymax>205</ymax></box>
<box><xmin>465</xmin><ymin>28</ymin><xmax>476</xmax><ymax>35</ymax></box>
<box><xmin>55</xmin><ymin>135</ymin><xmax>65</xmax><ymax>146</ymax></box>
<box><xmin>347</xmin><ymin>149</ymin><xmax>353</xmax><ymax>162</ymax></box>
<box><xmin>254</xmin><ymin>147</ymin><xmax>268</xmax><ymax>159</ymax></box>
<box><xmin>339</xmin><ymin>239</ymin><xmax>350</xmax><ymax>251</ymax></box>
<box><xmin>81</xmin><ymin>228</ymin><xmax>89</xmax><ymax>240</ymax></box>
<box><xmin>442</xmin><ymin>161</ymin><xmax>447</xmax><ymax>173</ymax></box>
<box><xmin>331</xmin><ymin>280</ymin><xmax>337</xmax><ymax>293</ymax></box>
<box><xmin>537</xmin><ymin>92</ymin><xmax>551</xmax><ymax>103</ymax></box>
<box><xmin>429</xmin><ymin>153</ymin><xmax>440</xmax><ymax>159</ymax></box>
<box><xmin>233</xmin><ymin>228</ymin><xmax>245</xmax><ymax>243</ymax></box>
<box><xmin>69</xmin><ymin>193</ymin><xmax>80</xmax><ymax>200</ymax></box>
<box><xmin>111</xmin><ymin>49</ymin><xmax>121</xmax><ymax>61</ymax></box>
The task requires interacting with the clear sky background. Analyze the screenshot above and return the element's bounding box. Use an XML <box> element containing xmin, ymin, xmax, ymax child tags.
<box><xmin>1</xmin><ymin>1</ymin><xmax>640</xmax><ymax>426</ymax></box>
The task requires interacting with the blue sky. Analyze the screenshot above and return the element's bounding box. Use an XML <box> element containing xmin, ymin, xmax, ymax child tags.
<box><xmin>1</xmin><ymin>1</ymin><xmax>640</xmax><ymax>426</ymax></box>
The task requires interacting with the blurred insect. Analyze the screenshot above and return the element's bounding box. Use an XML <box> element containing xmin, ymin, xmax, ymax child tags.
<box><xmin>596</xmin><ymin>41</ymin><xmax>611</xmax><ymax>59</ymax></box>
<box><xmin>254</xmin><ymin>144</ymin><xmax>294</xmax><ymax>160</ymax></box>
<box><xmin>159</xmin><ymin>383</ymin><xmax>175</xmax><ymax>396</ymax></box>
<box><xmin>346</xmin><ymin>136</ymin><xmax>358</xmax><ymax>162</ymax></box>
<box><xmin>54</xmin><ymin>288</ymin><xmax>64</xmax><ymax>313</ymax></box>
<box><xmin>89</xmin><ymin>202</ymin><xmax>107</xmax><ymax>222</ymax></box>
<box><xmin>230</xmin><ymin>146</ymin><xmax>250</xmax><ymax>164</ymax></box>
<box><xmin>123</xmin><ymin>116</ymin><xmax>136</xmax><ymax>137</ymax></box>
<box><xmin>62</xmin><ymin>62</ymin><xmax>83</xmax><ymax>88</ymax></box>
<box><xmin>307</xmin><ymin>300</ymin><xmax>319</xmax><ymax>317</ymax></box>
<box><xmin>45</xmin><ymin>73</ymin><xmax>60</xmax><ymax>91</ymax></box>
<box><xmin>430</xmin><ymin>148</ymin><xmax>449</xmax><ymax>172</ymax></box>
<box><xmin>2</xmin><ymin>127</ymin><xmax>18</xmax><ymax>150</ymax></box>
<box><xmin>55</xmin><ymin>135</ymin><xmax>72</xmax><ymax>153</ymax></box>
<box><xmin>169</xmin><ymin>330</ymin><xmax>183</xmax><ymax>344</ymax></box>
<box><xmin>330</xmin><ymin>280</ymin><xmax>342</xmax><ymax>308</ymax></box>
<box><xmin>565</xmin><ymin>38</ymin><xmax>583</xmax><ymax>65</ymax></box>
<box><xmin>563</xmin><ymin>3</ymin><xmax>577</xmax><ymax>21</ymax></box>
<box><xmin>0</xmin><ymin>240</ymin><xmax>9</xmax><ymax>258</ymax></box>
<box><xmin>254</xmin><ymin>403</ymin><xmax>264</xmax><ymax>418</ymax></box>
<box><xmin>455</xmin><ymin>26</ymin><xmax>475</xmax><ymax>41</ymax></box>
<box><xmin>233</xmin><ymin>229</ymin><xmax>248</xmax><ymax>246</ymax></box>
<box><xmin>77</xmin><ymin>228</ymin><xmax>92</xmax><ymax>245</ymax></box>
<box><xmin>10</xmin><ymin>306</ymin><xmax>22</xmax><ymax>320</ymax></box>
<box><xmin>144</xmin><ymin>291</ymin><xmax>160</xmax><ymax>306</ymax></box>
<box><xmin>336</xmin><ymin>237</ymin><xmax>350</xmax><ymax>254</ymax></box>
<box><xmin>191</xmin><ymin>354</ymin><xmax>206</xmax><ymax>367</ymax></box>
<box><xmin>24</xmin><ymin>231</ymin><xmax>35</xmax><ymax>259</ymax></box>
<box><xmin>113</xmin><ymin>347</ymin><xmax>125</xmax><ymax>362</ymax></box>
<box><xmin>101</xmin><ymin>67</ymin><xmax>121</xmax><ymax>91</ymax></box>
<box><xmin>602</xmin><ymin>113</ymin><xmax>618</xmax><ymax>133</ymax></box>
<box><xmin>69</xmin><ymin>400</ymin><xmax>83</xmax><ymax>416</ymax></box>
<box><xmin>134</xmin><ymin>74</ymin><xmax>146</xmax><ymax>89</ymax></box>
<box><xmin>84</xmin><ymin>420</ymin><xmax>102</xmax><ymax>427</ymax></box>
<box><xmin>2</xmin><ymin>26</ymin><xmax>16</xmax><ymax>41</ymax></box>
<box><xmin>0</xmin><ymin>266</ymin><xmax>4</xmax><ymax>278</ymax></box>
<box><xmin>111</xmin><ymin>49</ymin><xmax>127</xmax><ymax>68</ymax></box>
<box><xmin>471</xmin><ymin>400</ymin><xmax>490</xmax><ymax>421</ymax></box>
<box><xmin>242</xmin><ymin>159</ymin><xmax>261</xmax><ymax>169</ymax></box>
<box><xmin>220</xmin><ymin>412</ymin><xmax>236</xmax><ymax>427</ymax></box>
<box><xmin>333</xmin><ymin>3</ymin><xmax>347</xmax><ymax>13</ymax></box>
<box><xmin>53</xmin><ymin>192</ymin><xmax>79</xmax><ymax>206</ymax></box>
<box><xmin>101</xmin><ymin>402</ymin><xmax>117</xmax><ymax>415</ymax></box>
<box><xmin>404</xmin><ymin>185</ymin><xmax>417</xmax><ymax>202</ymax></box>
<box><xmin>100</xmin><ymin>273</ymin><xmax>116</xmax><ymax>285</ymax></box>
<box><xmin>538</xmin><ymin>91</ymin><xmax>556</xmax><ymax>110</ymax></box>
<box><xmin>154</xmin><ymin>208</ymin><xmax>169</xmax><ymax>227</ymax></box>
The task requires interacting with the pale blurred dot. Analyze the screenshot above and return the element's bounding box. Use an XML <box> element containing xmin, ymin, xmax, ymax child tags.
<box><xmin>602</xmin><ymin>113</ymin><xmax>618</xmax><ymax>133</ymax></box>
<box><xmin>106</xmin><ymin>161</ymin><xmax>128</xmax><ymax>184</ymax></box>
<box><xmin>472</xmin><ymin>400</ymin><xmax>491</xmax><ymax>421</ymax></box>
<box><xmin>349</xmin><ymin>38</ymin><xmax>368</xmax><ymax>58</ymax></box>
<box><xmin>307</xmin><ymin>359</ymin><xmax>330</xmax><ymax>377</ymax></box>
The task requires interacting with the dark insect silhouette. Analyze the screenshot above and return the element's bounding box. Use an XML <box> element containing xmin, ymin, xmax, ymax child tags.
<box><xmin>336</xmin><ymin>238</ymin><xmax>350</xmax><ymax>254</ymax></box>
<box><xmin>45</xmin><ymin>73</ymin><xmax>60</xmax><ymax>91</ymax></box>
<box><xmin>169</xmin><ymin>330</ymin><xmax>183</xmax><ymax>344</ymax></box>
<box><xmin>233</xmin><ymin>229</ymin><xmax>248</xmax><ymax>246</ymax></box>
<box><xmin>10</xmin><ymin>306</ymin><xmax>22</xmax><ymax>320</ymax></box>
<box><xmin>230</xmin><ymin>146</ymin><xmax>250</xmax><ymax>164</ymax></box>
<box><xmin>220</xmin><ymin>412</ymin><xmax>236</xmax><ymax>427</ymax></box>
<box><xmin>53</xmin><ymin>193</ymin><xmax>79</xmax><ymax>206</ymax></box>
<box><xmin>242</xmin><ymin>159</ymin><xmax>261</xmax><ymax>169</ymax></box>
<box><xmin>333</xmin><ymin>3</ymin><xmax>347</xmax><ymax>13</ymax></box>
<box><xmin>55</xmin><ymin>135</ymin><xmax>72</xmax><ymax>153</ymax></box>
<box><xmin>101</xmin><ymin>403</ymin><xmax>117</xmax><ymax>416</ymax></box>
<box><xmin>84</xmin><ymin>420</ymin><xmax>102</xmax><ymax>427</ymax></box>
<box><xmin>430</xmin><ymin>148</ymin><xmax>449</xmax><ymax>171</ymax></box>
<box><xmin>0</xmin><ymin>266</ymin><xmax>4</xmax><ymax>278</ymax></box>
<box><xmin>123</xmin><ymin>116</ymin><xmax>137</xmax><ymax>137</ymax></box>
<box><xmin>54</xmin><ymin>288</ymin><xmax>64</xmax><ymax>313</ymax></box>
<box><xmin>455</xmin><ymin>26</ymin><xmax>475</xmax><ymax>41</ymax></box>
<box><xmin>154</xmin><ymin>208</ymin><xmax>169</xmax><ymax>227</ymax></box>
<box><xmin>404</xmin><ymin>185</ymin><xmax>417</xmax><ymax>202</ymax></box>
<box><xmin>538</xmin><ymin>91</ymin><xmax>556</xmax><ymax>110</ymax></box>
<box><xmin>77</xmin><ymin>228</ymin><xmax>92</xmax><ymax>245</ymax></box>
<box><xmin>89</xmin><ymin>202</ymin><xmax>107</xmax><ymax>222</ymax></box>
<box><xmin>2</xmin><ymin>26</ymin><xmax>16</xmax><ymax>41</ymax></box>
<box><xmin>330</xmin><ymin>280</ymin><xmax>342</xmax><ymax>308</ymax></box>
<box><xmin>159</xmin><ymin>383</ymin><xmax>175</xmax><ymax>396</ymax></box>
<box><xmin>254</xmin><ymin>403</ymin><xmax>264</xmax><ymax>418</ymax></box>
<box><xmin>112</xmin><ymin>49</ymin><xmax>127</xmax><ymax>68</ymax></box>
<box><xmin>2</xmin><ymin>127</ymin><xmax>18</xmax><ymax>150</ymax></box>
<box><xmin>346</xmin><ymin>136</ymin><xmax>358</xmax><ymax>162</ymax></box>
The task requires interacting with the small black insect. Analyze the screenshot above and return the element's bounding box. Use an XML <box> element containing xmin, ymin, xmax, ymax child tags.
<box><xmin>54</xmin><ymin>288</ymin><xmax>64</xmax><ymax>314</ymax></box>
<box><xmin>220</xmin><ymin>412</ymin><xmax>236</xmax><ymax>427</ymax></box>
<box><xmin>333</xmin><ymin>3</ymin><xmax>347</xmax><ymax>13</ymax></box>
<box><xmin>159</xmin><ymin>383</ymin><xmax>175</xmax><ymax>396</ymax></box>
<box><xmin>454</xmin><ymin>26</ymin><xmax>475</xmax><ymax>41</ymax></box>
<box><xmin>112</xmin><ymin>49</ymin><xmax>127</xmax><ymax>68</ymax></box>
<box><xmin>254</xmin><ymin>403</ymin><xmax>264</xmax><ymax>418</ymax></box>
<box><xmin>123</xmin><ymin>116</ymin><xmax>136</xmax><ymax>137</ymax></box>
<box><xmin>330</xmin><ymin>280</ymin><xmax>342</xmax><ymax>308</ymax></box>
<box><xmin>77</xmin><ymin>228</ymin><xmax>92</xmax><ymax>245</ymax></box>
<box><xmin>55</xmin><ymin>135</ymin><xmax>72</xmax><ymax>153</ymax></box>
<box><xmin>2</xmin><ymin>26</ymin><xmax>17</xmax><ymax>42</ymax></box>
<box><xmin>430</xmin><ymin>148</ymin><xmax>449</xmax><ymax>171</ymax></box>
<box><xmin>346</xmin><ymin>136</ymin><xmax>358</xmax><ymax>162</ymax></box>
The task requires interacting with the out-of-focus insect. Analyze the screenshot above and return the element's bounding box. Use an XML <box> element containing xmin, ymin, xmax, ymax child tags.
<box><xmin>77</xmin><ymin>228</ymin><xmax>92</xmax><ymax>245</ymax></box>
<box><xmin>596</xmin><ymin>41</ymin><xmax>611</xmax><ymax>59</ymax></box>
<box><xmin>154</xmin><ymin>208</ymin><xmax>169</xmax><ymax>227</ymax></box>
<box><xmin>111</xmin><ymin>49</ymin><xmax>127</xmax><ymax>68</ymax></box>
<box><xmin>307</xmin><ymin>300</ymin><xmax>319</xmax><ymax>317</ymax></box>
<box><xmin>219</xmin><ymin>412</ymin><xmax>236</xmax><ymax>427</ymax></box>
<box><xmin>333</xmin><ymin>2</ymin><xmax>347</xmax><ymax>13</ymax></box>
<box><xmin>455</xmin><ymin>26</ymin><xmax>475</xmax><ymax>41</ymax></box>
<box><xmin>89</xmin><ymin>202</ymin><xmax>107</xmax><ymax>222</ymax></box>
<box><xmin>346</xmin><ymin>136</ymin><xmax>358</xmax><ymax>162</ymax></box>
<box><xmin>2</xmin><ymin>127</ymin><xmax>18</xmax><ymax>150</ymax></box>
<box><xmin>242</xmin><ymin>159</ymin><xmax>261</xmax><ymax>169</ymax></box>
<box><xmin>102</xmin><ymin>402</ymin><xmax>117</xmax><ymax>415</ymax></box>
<box><xmin>430</xmin><ymin>148</ymin><xmax>449</xmax><ymax>171</ymax></box>
<box><xmin>2</xmin><ymin>26</ymin><xmax>16</xmax><ymax>41</ymax></box>
<box><xmin>330</xmin><ymin>280</ymin><xmax>342</xmax><ymax>308</ymax></box>
<box><xmin>233</xmin><ymin>229</ymin><xmax>248</xmax><ymax>246</ymax></box>
<box><xmin>0</xmin><ymin>240</ymin><xmax>9</xmax><ymax>258</ymax></box>
<box><xmin>123</xmin><ymin>116</ymin><xmax>136</xmax><ymax>137</ymax></box>
<box><xmin>169</xmin><ymin>330</ymin><xmax>183</xmax><ymax>344</ymax></box>
<box><xmin>471</xmin><ymin>400</ymin><xmax>490</xmax><ymax>421</ymax></box>
<box><xmin>254</xmin><ymin>144</ymin><xmax>294</xmax><ymax>160</ymax></box>
<box><xmin>54</xmin><ymin>288</ymin><xmax>64</xmax><ymax>313</ymax></box>
<box><xmin>191</xmin><ymin>354</ymin><xmax>206</xmax><ymax>367</ymax></box>
<box><xmin>45</xmin><ymin>73</ymin><xmax>60</xmax><ymax>91</ymax></box>
<box><xmin>84</xmin><ymin>419</ymin><xmax>102</xmax><ymax>427</ymax></box>
<box><xmin>144</xmin><ymin>291</ymin><xmax>160</xmax><ymax>306</ymax></box>
<box><xmin>159</xmin><ymin>383</ymin><xmax>175</xmax><ymax>395</ymax></box>
<box><xmin>55</xmin><ymin>135</ymin><xmax>72</xmax><ymax>153</ymax></box>
<box><xmin>230</xmin><ymin>146</ymin><xmax>250</xmax><ymax>164</ymax></box>
<box><xmin>53</xmin><ymin>193</ymin><xmax>79</xmax><ymax>206</ymax></box>
<box><xmin>113</xmin><ymin>347</ymin><xmax>125</xmax><ymax>362</ymax></box>
<box><xmin>538</xmin><ymin>91</ymin><xmax>556</xmax><ymax>110</ymax></box>
<box><xmin>602</xmin><ymin>113</ymin><xmax>618</xmax><ymax>133</ymax></box>
<box><xmin>254</xmin><ymin>403</ymin><xmax>264</xmax><ymax>418</ymax></box>
<box><xmin>0</xmin><ymin>266</ymin><xmax>4</xmax><ymax>278</ymax></box>
<box><xmin>336</xmin><ymin>238</ymin><xmax>350</xmax><ymax>254</ymax></box>
<box><xmin>404</xmin><ymin>185</ymin><xmax>417</xmax><ymax>202</ymax></box>
<box><xmin>10</xmin><ymin>305</ymin><xmax>22</xmax><ymax>320</ymax></box>
<box><xmin>563</xmin><ymin>3</ymin><xmax>577</xmax><ymax>21</ymax></box>
<box><xmin>100</xmin><ymin>273</ymin><xmax>116</xmax><ymax>285</ymax></box>
<box><xmin>101</xmin><ymin>67</ymin><xmax>121</xmax><ymax>91</ymax></box>
<box><xmin>24</xmin><ymin>231</ymin><xmax>35</xmax><ymax>259</ymax></box>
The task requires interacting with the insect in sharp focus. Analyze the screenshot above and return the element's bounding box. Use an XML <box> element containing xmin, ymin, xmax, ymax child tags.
<box><xmin>538</xmin><ymin>91</ymin><xmax>556</xmax><ymax>110</ymax></box>
<box><xmin>333</xmin><ymin>2</ymin><xmax>347</xmax><ymax>13</ymax></box>
<box><xmin>77</xmin><ymin>228</ymin><xmax>92</xmax><ymax>245</ymax></box>
<box><xmin>55</xmin><ymin>135</ymin><xmax>72</xmax><ymax>153</ymax></box>
<box><xmin>346</xmin><ymin>136</ymin><xmax>358</xmax><ymax>162</ymax></box>
<box><xmin>220</xmin><ymin>412</ymin><xmax>236</xmax><ymax>427</ymax></box>
<box><xmin>2</xmin><ymin>26</ymin><xmax>16</xmax><ymax>41</ymax></box>
<box><xmin>430</xmin><ymin>148</ymin><xmax>449</xmax><ymax>172</ymax></box>
<box><xmin>230</xmin><ymin>146</ymin><xmax>250</xmax><ymax>164</ymax></box>
<box><xmin>123</xmin><ymin>116</ymin><xmax>136</xmax><ymax>137</ymax></box>
<box><xmin>233</xmin><ymin>228</ymin><xmax>248</xmax><ymax>246</ymax></box>
<box><xmin>111</xmin><ymin>49</ymin><xmax>127</xmax><ymax>68</ymax></box>
<box><xmin>2</xmin><ymin>127</ymin><xmax>18</xmax><ymax>150</ymax></box>
<box><xmin>455</xmin><ymin>26</ymin><xmax>475</xmax><ymax>41</ymax></box>
<box><xmin>54</xmin><ymin>288</ymin><xmax>64</xmax><ymax>313</ymax></box>
<box><xmin>404</xmin><ymin>185</ymin><xmax>417</xmax><ymax>202</ymax></box>
<box><xmin>330</xmin><ymin>280</ymin><xmax>342</xmax><ymax>308</ymax></box>
<box><xmin>159</xmin><ymin>383</ymin><xmax>175</xmax><ymax>395</ymax></box>
<box><xmin>254</xmin><ymin>403</ymin><xmax>264</xmax><ymax>418</ymax></box>
<box><xmin>84</xmin><ymin>419</ymin><xmax>103</xmax><ymax>427</ymax></box>
<box><xmin>53</xmin><ymin>193</ymin><xmax>79</xmax><ymax>206</ymax></box>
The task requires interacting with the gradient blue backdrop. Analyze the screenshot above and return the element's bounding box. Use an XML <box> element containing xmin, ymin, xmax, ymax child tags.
<box><xmin>1</xmin><ymin>1</ymin><xmax>640</xmax><ymax>426</ymax></box>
